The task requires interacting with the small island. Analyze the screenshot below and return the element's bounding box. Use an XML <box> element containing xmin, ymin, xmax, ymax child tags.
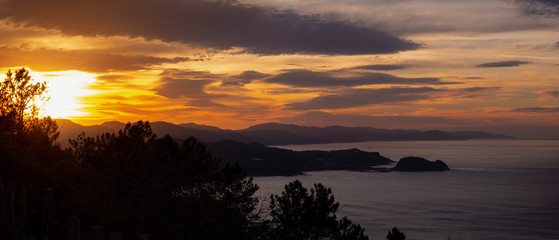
<box><xmin>373</xmin><ymin>156</ymin><xmax>450</xmax><ymax>172</ymax></box>
<box><xmin>207</xmin><ymin>141</ymin><xmax>451</xmax><ymax>175</ymax></box>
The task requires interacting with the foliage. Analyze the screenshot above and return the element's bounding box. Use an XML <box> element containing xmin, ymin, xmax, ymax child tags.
<box><xmin>0</xmin><ymin>68</ymin><xmax>61</xmax><ymax>185</ymax></box>
<box><xmin>1</xmin><ymin>68</ymin><xmax>372</xmax><ymax>240</ymax></box>
<box><xmin>0</xmin><ymin>68</ymin><xmax>65</xmax><ymax>240</ymax></box>
<box><xmin>0</xmin><ymin>68</ymin><xmax>57</xmax><ymax>146</ymax></box>
<box><xmin>267</xmin><ymin>180</ymin><xmax>368</xmax><ymax>240</ymax></box>
<box><xmin>387</xmin><ymin>227</ymin><xmax>406</xmax><ymax>240</ymax></box>
<box><xmin>67</xmin><ymin>121</ymin><xmax>260</xmax><ymax>239</ymax></box>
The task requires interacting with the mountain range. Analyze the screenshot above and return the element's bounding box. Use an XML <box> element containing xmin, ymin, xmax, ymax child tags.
<box><xmin>55</xmin><ymin>119</ymin><xmax>514</xmax><ymax>146</ymax></box>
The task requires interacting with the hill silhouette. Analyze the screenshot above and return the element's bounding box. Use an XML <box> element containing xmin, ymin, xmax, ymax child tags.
<box><xmin>371</xmin><ymin>156</ymin><xmax>451</xmax><ymax>172</ymax></box>
<box><xmin>392</xmin><ymin>157</ymin><xmax>450</xmax><ymax>171</ymax></box>
<box><xmin>207</xmin><ymin>140</ymin><xmax>393</xmax><ymax>176</ymax></box>
<box><xmin>57</xmin><ymin>120</ymin><xmax>514</xmax><ymax>146</ymax></box>
<box><xmin>56</xmin><ymin>119</ymin><xmax>115</xmax><ymax>141</ymax></box>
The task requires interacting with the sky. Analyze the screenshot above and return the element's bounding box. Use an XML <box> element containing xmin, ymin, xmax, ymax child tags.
<box><xmin>0</xmin><ymin>0</ymin><xmax>558</xmax><ymax>137</ymax></box>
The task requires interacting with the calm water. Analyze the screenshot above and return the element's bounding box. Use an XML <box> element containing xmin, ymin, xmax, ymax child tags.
<box><xmin>254</xmin><ymin>140</ymin><xmax>559</xmax><ymax>240</ymax></box>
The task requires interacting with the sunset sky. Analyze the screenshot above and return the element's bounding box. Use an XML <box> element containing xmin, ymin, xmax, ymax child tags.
<box><xmin>0</xmin><ymin>0</ymin><xmax>558</xmax><ymax>137</ymax></box>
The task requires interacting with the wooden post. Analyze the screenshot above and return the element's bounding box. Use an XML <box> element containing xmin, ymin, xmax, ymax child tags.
<box><xmin>0</xmin><ymin>177</ymin><xmax>6</xmax><ymax>225</ymax></box>
<box><xmin>9</xmin><ymin>181</ymin><xmax>15</xmax><ymax>240</ymax></box>
<box><xmin>20</xmin><ymin>186</ymin><xmax>28</xmax><ymax>240</ymax></box>
<box><xmin>109</xmin><ymin>232</ymin><xmax>122</xmax><ymax>240</ymax></box>
<box><xmin>69</xmin><ymin>217</ymin><xmax>80</xmax><ymax>240</ymax></box>
<box><xmin>0</xmin><ymin>177</ymin><xmax>6</xmax><ymax>239</ymax></box>
<box><xmin>91</xmin><ymin>226</ymin><xmax>104</xmax><ymax>240</ymax></box>
<box><xmin>138</xmin><ymin>233</ymin><xmax>149</xmax><ymax>240</ymax></box>
<box><xmin>42</xmin><ymin>188</ymin><xmax>54</xmax><ymax>240</ymax></box>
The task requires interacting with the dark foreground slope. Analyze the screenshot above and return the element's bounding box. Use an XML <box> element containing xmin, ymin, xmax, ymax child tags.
<box><xmin>207</xmin><ymin>140</ymin><xmax>393</xmax><ymax>176</ymax></box>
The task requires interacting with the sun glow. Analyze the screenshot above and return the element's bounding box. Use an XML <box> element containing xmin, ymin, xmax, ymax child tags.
<box><xmin>36</xmin><ymin>71</ymin><xmax>97</xmax><ymax>119</ymax></box>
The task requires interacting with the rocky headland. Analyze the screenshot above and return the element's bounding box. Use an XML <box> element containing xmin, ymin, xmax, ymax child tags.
<box><xmin>373</xmin><ymin>156</ymin><xmax>450</xmax><ymax>172</ymax></box>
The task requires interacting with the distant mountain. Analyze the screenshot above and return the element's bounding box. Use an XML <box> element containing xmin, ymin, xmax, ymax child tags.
<box><xmin>441</xmin><ymin>125</ymin><xmax>559</xmax><ymax>140</ymax></box>
<box><xmin>100</xmin><ymin>121</ymin><xmax>126</xmax><ymax>130</ymax></box>
<box><xmin>56</xmin><ymin>120</ymin><xmax>514</xmax><ymax>146</ymax></box>
<box><xmin>238</xmin><ymin>122</ymin><xmax>514</xmax><ymax>144</ymax></box>
<box><xmin>179</xmin><ymin>123</ymin><xmax>224</xmax><ymax>132</ymax></box>
<box><xmin>451</xmin><ymin>131</ymin><xmax>516</xmax><ymax>140</ymax></box>
<box><xmin>57</xmin><ymin>119</ymin><xmax>115</xmax><ymax>143</ymax></box>
<box><xmin>150</xmin><ymin>121</ymin><xmax>192</xmax><ymax>138</ymax></box>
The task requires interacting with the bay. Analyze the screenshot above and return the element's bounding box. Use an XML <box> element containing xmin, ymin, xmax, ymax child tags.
<box><xmin>254</xmin><ymin>140</ymin><xmax>559</xmax><ymax>240</ymax></box>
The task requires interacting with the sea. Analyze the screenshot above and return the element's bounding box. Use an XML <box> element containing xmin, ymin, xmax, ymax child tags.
<box><xmin>253</xmin><ymin>139</ymin><xmax>559</xmax><ymax>240</ymax></box>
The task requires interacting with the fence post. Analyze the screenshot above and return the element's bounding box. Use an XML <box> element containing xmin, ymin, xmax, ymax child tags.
<box><xmin>0</xmin><ymin>177</ymin><xmax>5</xmax><ymax>221</ymax></box>
<box><xmin>109</xmin><ymin>232</ymin><xmax>122</xmax><ymax>240</ymax></box>
<box><xmin>9</xmin><ymin>181</ymin><xmax>15</xmax><ymax>240</ymax></box>
<box><xmin>69</xmin><ymin>217</ymin><xmax>80</xmax><ymax>240</ymax></box>
<box><xmin>91</xmin><ymin>226</ymin><xmax>104</xmax><ymax>240</ymax></box>
<box><xmin>20</xmin><ymin>186</ymin><xmax>28</xmax><ymax>240</ymax></box>
<box><xmin>42</xmin><ymin>188</ymin><xmax>54</xmax><ymax>240</ymax></box>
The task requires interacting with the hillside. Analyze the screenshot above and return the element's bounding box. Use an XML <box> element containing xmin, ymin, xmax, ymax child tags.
<box><xmin>56</xmin><ymin>120</ymin><xmax>514</xmax><ymax>146</ymax></box>
<box><xmin>206</xmin><ymin>140</ymin><xmax>393</xmax><ymax>176</ymax></box>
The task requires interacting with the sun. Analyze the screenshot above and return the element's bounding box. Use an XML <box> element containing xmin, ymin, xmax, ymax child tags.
<box><xmin>35</xmin><ymin>70</ymin><xmax>97</xmax><ymax>119</ymax></box>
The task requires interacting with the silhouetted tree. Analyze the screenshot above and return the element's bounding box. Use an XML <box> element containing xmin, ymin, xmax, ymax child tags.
<box><xmin>67</xmin><ymin>121</ymin><xmax>260</xmax><ymax>239</ymax></box>
<box><xmin>386</xmin><ymin>227</ymin><xmax>405</xmax><ymax>240</ymax></box>
<box><xmin>1</xmin><ymin>68</ymin><xmax>375</xmax><ymax>239</ymax></box>
<box><xmin>266</xmin><ymin>180</ymin><xmax>368</xmax><ymax>240</ymax></box>
<box><xmin>0</xmin><ymin>68</ymin><xmax>66</xmax><ymax>240</ymax></box>
<box><xmin>0</xmin><ymin>68</ymin><xmax>56</xmax><ymax>145</ymax></box>
<box><xmin>0</xmin><ymin>68</ymin><xmax>62</xmax><ymax>180</ymax></box>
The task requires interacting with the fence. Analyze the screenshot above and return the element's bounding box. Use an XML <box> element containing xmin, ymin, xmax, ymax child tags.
<box><xmin>69</xmin><ymin>217</ymin><xmax>149</xmax><ymax>240</ymax></box>
<box><xmin>0</xmin><ymin>177</ymin><xmax>149</xmax><ymax>240</ymax></box>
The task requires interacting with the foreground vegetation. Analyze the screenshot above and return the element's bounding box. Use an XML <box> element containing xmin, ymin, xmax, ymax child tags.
<box><xmin>1</xmin><ymin>68</ymin><xmax>410</xmax><ymax>239</ymax></box>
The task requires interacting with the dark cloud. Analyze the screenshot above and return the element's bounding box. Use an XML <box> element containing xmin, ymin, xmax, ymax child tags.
<box><xmin>452</xmin><ymin>87</ymin><xmax>502</xmax><ymax>99</ymax></box>
<box><xmin>264</xmin><ymin>69</ymin><xmax>455</xmax><ymax>87</ymax></box>
<box><xmin>0</xmin><ymin>47</ymin><xmax>188</xmax><ymax>72</ymax></box>
<box><xmin>186</xmin><ymin>99</ymin><xmax>230</xmax><ymax>109</ymax></box>
<box><xmin>220</xmin><ymin>82</ymin><xmax>245</xmax><ymax>87</ymax></box>
<box><xmin>443</xmin><ymin>76</ymin><xmax>484</xmax><ymax>81</ymax></box>
<box><xmin>0</xmin><ymin>0</ymin><xmax>418</xmax><ymax>55</ymax></box>
<box><xmin>284</xmin><ymin>86</ymin><xmax>501</xmax><ymax>110</ymax></box>
<box><xmin>153</xmin><ymin>70</ymin><xmax>222</xmax><ymax>98</ymax></box>
<box><xmin>445</xmin><ymin>76</ymin><xmax>487</xmax><ymax>81</ymax></box>
<box><xmin>153</xmin><ymin>69</ymin><xmax>253</xmax><ymax>109</ymax></box>
<box><xmin>476</xmin><ymin>60</ymin><xmax>532</xmax><ymax>68</ymax></box>
<box><xmin>514</xmin><ymin>0</ymin><xmax>559</xmax><ymax>17</ymax></box>
<box><xmin>285</xmin><ymin>87</ymin><xmax>440</xmax><ymax>110</ymax></box>
<box><xmin>233</xmin><ymin>71</ymin><xmax>270</xmax><ymax>81</ymax></box>
<box><xmin>221</xmin><ymin>70</ymin><xmax>270</xmax><ymax>86</ymax></box>
<box><xmin>157</xmin><ymin>78</ymin><xmax>209</xmax><ymax>98</ymax></box>
<box><xmin>536</xmin><ymin>89</ymin><xmax>559</xmax><ymax>98</ymax></box>
<box><xmin>512</xmin><ymin>107</ymin><xmax>559</xmax><ymax>113</ymax></box>
<box><xmin>353</xmin><ymin>64</ymin><xmax>407</xmax><ymax>71</ymax></box>
<box><xmin>459</xmin><ymin>87</ymin><xmax>501</xmax><ymax>92</ymax></box>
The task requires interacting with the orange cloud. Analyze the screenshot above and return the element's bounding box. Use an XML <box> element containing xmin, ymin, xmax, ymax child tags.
<box><xmin>0</xmin><ymin>47</ymin><xmax>188</xmax><ymax>72</ymax></box>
